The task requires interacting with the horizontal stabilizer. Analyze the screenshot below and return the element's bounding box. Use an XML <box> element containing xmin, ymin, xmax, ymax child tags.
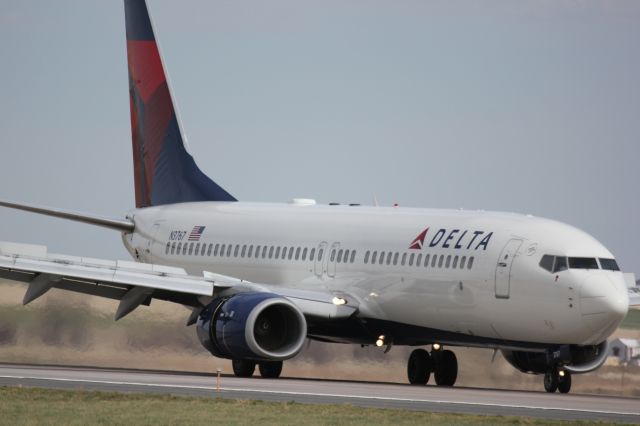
<box><xmin>0</xmin><ymin>199</ymin><xmax>134</xmax><ymax>232</ymax></box>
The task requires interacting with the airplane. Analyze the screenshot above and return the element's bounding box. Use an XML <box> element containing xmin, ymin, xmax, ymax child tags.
<box><xmin>0</xmin><ymin>0</ymin><xmax>637</xmax><ymax>394</ymax></box>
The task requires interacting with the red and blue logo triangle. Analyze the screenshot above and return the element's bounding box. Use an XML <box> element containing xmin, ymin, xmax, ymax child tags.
<box><xmin>409</xmin><ymin>228</ymin><xmax>429</xmax><ymax>250</ymax></box>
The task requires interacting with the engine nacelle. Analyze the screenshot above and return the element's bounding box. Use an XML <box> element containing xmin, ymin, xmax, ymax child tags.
<box><xmin>196</xmin><ymin>292</ymin><xmax>307</xmax><ymax>361</ymax></box>
<box><xmin>502</xmin><ymin>341</ymin><xmax>609</xmax><ymax>375</ymax></box>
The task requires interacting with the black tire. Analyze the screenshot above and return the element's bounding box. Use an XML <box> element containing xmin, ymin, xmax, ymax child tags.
<box><xmin>558</xmin><ymin>372</ymin><xmax>571</xmax><ymax>394</ymax></box>
<box><xmin>434</xmin><ymin>350</ymin><xmax>458</xmax><ymax>387</ymax></box>
<box><xmin>407</xmin><ymin>349</ymin><xmax>432</xmax><ymax>385</ymax></box>
<box><xmin>258</xmin><ymin>361</ymin><xmax>283</xmax><ymax>379</ymax></box>
<box><xmin>232</xmin><ymin>359</ymin><xmax>256</xmax><ymax>378</ymax></box>
<box><xmin>544</xmin><ymin>370</ymin><xmax>558</xmax><ymax>393</ymax></box>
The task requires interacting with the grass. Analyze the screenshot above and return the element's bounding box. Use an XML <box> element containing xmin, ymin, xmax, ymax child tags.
<box><xmin>620</xmin><ymin>309</ymin><xmax>640</xmax><ymax>330</ymax></box>
<box><xmin>0</xmin><ymin>386</ymin><xmax>622</xmax><ymax>426</ymax></box>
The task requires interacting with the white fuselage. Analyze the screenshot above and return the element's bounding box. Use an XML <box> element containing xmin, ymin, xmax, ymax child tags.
<box><xmin>123</xmin><ymin>201</ymin><xmax>629</xmax><ymax>349</ymax></box>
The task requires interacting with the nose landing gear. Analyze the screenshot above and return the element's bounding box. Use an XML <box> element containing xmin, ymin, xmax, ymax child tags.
<box><xmin>407</xmin><ymin>344</ymin><xmax>458</xmax><ymax>387</ymax></box>
<box><xmin>544</xmin><ymin>368</ymin><xmax>571</xmax><ymax>393</ymax></box>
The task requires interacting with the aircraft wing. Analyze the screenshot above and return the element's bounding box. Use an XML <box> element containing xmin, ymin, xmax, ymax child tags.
<box><xmin>0</xmin><ymin>241</ymin><xmax>357</xmax><ymax>322</ymax></box>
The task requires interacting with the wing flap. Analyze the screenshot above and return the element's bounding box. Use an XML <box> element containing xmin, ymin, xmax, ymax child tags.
<box><xmin>0</xmin><ymin>242</ymin><xmax>214</xmax><ymax>305</ymax></box>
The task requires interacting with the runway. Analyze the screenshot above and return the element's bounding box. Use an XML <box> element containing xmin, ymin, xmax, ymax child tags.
<box><xmin>0</xmin><ymin>363</ymin><xmax>638</xmax><ymax>423</ymax></box>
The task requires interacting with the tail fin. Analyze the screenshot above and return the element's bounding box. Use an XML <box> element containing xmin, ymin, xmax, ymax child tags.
<box><xmin>124</xmin><ymin>0</ymin><xmax>236</xmax><ymax>208</ymax></box>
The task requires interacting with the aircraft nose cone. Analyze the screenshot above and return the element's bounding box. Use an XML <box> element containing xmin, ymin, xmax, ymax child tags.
<box><xmin>580</xmin><ymin>274</ymin><xmax>629</xmax><ymax>335</ymax></box>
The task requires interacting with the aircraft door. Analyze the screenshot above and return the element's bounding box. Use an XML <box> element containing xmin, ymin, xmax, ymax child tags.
<box><xmin>327</xmin><ymin>242</ymin><xmax>340</xmax><ymax>278</ymax></box>
<box><xmin>495</xmin><ymin>239</ymin><xmax>523</xmax><ymax>299</ymax></box>
<box><xmin>314</xmin><ymin>242</ymin><xmax>327</xmax><ymax>277</ymax></box>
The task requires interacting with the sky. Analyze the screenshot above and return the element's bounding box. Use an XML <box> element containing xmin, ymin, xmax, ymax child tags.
<box><xmin>0</xmin><ymin>0</ymin><xmax>639</xmax><ymax>274</ymax></box>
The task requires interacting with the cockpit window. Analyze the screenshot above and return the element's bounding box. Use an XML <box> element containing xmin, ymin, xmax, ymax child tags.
<box><xmin>539</xmin><ymin>255</ymin><xmax>554</xmax><ymax>272</ymax></box>
<box><xmin>539</xmin><ymin>254</ymin><xmax>568</xmax><ymax>273</ymax></box>
<box><xmin>553</xmin><ymin>256</ymin><xmax>568</xmax><ymax>273</ymax></box>
<box><xmin>568</xmin><ymin>257</ymin><xmax>598</xmax><ymax>270</ymax></box>
<box><xmin>599</xmin><ymin>258</ymin><xmax>620</xmax><ymax>271</ymax></box>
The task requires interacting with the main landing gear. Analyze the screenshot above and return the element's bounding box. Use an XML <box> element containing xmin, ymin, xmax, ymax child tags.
<box><xmin>232</xmin><ymin>359</ymin><xmax>283</xmax><ymax>379</ymax></box>
<box><xmin>407</xmin><ymin>344</ymin><xmax>458</xmax><ymax>387</ymax></box>
<box><xmin>544</xmin><ymin>368</ymin><xmax>571</xmax><ymax>393</ymax></box>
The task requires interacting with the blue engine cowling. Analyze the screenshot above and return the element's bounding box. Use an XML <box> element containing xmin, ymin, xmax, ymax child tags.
<box><xmin>196</xmin><ymin>292</ymin><xmax>307</xmax><ymax>361</ymax></box>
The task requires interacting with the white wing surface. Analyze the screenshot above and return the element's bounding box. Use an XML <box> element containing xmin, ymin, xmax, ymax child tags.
<box><xmin>0</xmin><ymin>241</ymin><xmax>357</xmax><ymax>322</ymax></box>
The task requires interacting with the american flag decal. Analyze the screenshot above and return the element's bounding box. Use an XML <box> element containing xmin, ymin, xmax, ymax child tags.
<box><xmin>188</xmin><ymin>226</ymin><xmax>206</xmax><ymax>241</ymax></box>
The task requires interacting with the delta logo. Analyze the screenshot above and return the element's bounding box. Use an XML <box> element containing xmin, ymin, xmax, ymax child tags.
<box><xmin>409</xmin><ymin>227</ymin><xmax>493</xmax><ymax>251</ymax></box>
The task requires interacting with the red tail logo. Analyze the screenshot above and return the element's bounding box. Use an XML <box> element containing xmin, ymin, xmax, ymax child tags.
<box><xmin>409</xmin><ymin>228</ymin><xmax>429</xmax><ymax>250</ymax></box>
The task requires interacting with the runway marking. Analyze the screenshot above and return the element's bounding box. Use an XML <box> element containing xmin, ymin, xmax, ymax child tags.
<box><xmin>1</xmin><ymin>374</ymin><xmax>638</xmax><ymax>418</ymax></box>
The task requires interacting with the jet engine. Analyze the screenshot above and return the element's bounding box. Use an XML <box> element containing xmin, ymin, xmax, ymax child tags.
<box><xmin>501</xmin><ymin>341</ymin><xmax>609</xmax><ymax>374</ymax></box>
<box><xmin>196</xmin><ymin>292</ymin><xmax>307</xmax><ymax>361</ymax></box>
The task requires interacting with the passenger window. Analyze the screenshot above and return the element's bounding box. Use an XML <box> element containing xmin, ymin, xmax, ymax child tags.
<box><xmin>401</xmin><ymin>253</ymin><xmax>407</xmax><ymax>266</ymax></box>
<box><xmin>234</xmin><ymin>245</ymin><xmax>239</xmax><ymax>257</ymax></box>
<box><xmin>553</xmin><ymin>256</ymin><xmax>568</xmax><ymax>273</ymax></box>
<box><xmin>201</xmin><ymin>244</ymin><xmax>206</xmax><ymax>256</ymax></box>
<box><xmin>207</xmin><ymin>244</ymin><xmax>213</xmax><ymax>256</ymax></box>
<box><xmin>337</xmin><ymin>249</ymin><xmax>343</xmax><ymax>263</ymax></box>
<box><xmin>275</xmin><ymin>247</ymin><xmax>280</xmax><ymax>258</ymax></box>
<box><xmin>438</xmin><ymin>255</ymin><xmax>444</xmax><ymax>268</ymax></box>
<box><xmin>214</xmin><ymin>243</ymin><xmax>219</xmax><ymax>256</ymax></box>
<box><xmin>247</xmin><ymin>245</ymin><xmax>253</xmax><ymax>258</ymax></box>
<box><xmin>268</xmin><ymin>246</ymin><xmax>274</xmax><ymax>259</ymax></box>
<box><xmin>468</xmin><ymin>256</ymin><xmax>474</xmax><ymax>269</ymax></box>
<box><xmin>452</xmin><ymin>255</ymin><xmax>458</xmax><ymax>268</ymax></box>
<box><xmin>241</xmin><ymin>245</ymin><xmax>246</xmax><ymax>258</ymax></box>
<box><xmin>318</xmin><ymin>248</ymin><xmax>324</xmax><ymax>261</ymax></box>
<box><xmin>255</xmin><ymin>245</ymin><xmax>261</xmax><ymax>258</ymax></box>
<box><xmin>310</xmin><ymin>248</ymin><xmax>315</xmax><ymax>261</ymax></box>
<box><xmin>288</xmin><ymin>247</ymin><xmax>294</xmax><ymax>260</ymax></box>
<box><xmin>432</xmin><ymin>254</ymin><xmax>438</xmax><ymax>268</ymax></box>
<box><xmin>282</xmin><ymin>247</ymin><xmax>288</xmax><ymax>260</ymax></box>
<box><xmin>408</xmin><ymin>253</ymin><xmax>414</xmax><ymax>266</ymax></box>
<box><xmin>344</xmin><ymin>249</ymin><xmax>350</xmax><ymax>263</ymax></box>
<box><xmin>171</xmin><ymin>242</ymin><xmax>176</xmax><ymax>255</ymax></box>
<box><xmin>386</xmin><ymin>252</ymin><xmax>392</xmax><ymax>265</ymax></box>
<box><xmin>364</xmin><ymin>251</ymin><xmax>370</xmax><ymax>264</ymax></box>
<box><xmin>416</xmin><ymin>253</ymin><xmax>422</xmax><ymax>266</ymax></box>
<box><xmin>393</xmin><ymin>252</ymin><xmax>399</xmax><ymax>266</ymax></box>
<box><xmin>188</xmin><ymin>243</ymin><xmax>194</xmax><ymax>255</ymax></box>
<box><xmin>194</xmin><ymin>243</ymin><xmax>200</xmax><ymax>255</ymax></box>
<box><xmin>220</xmin><ymin>244</ymin><xmax>225</xmax><ymax>256</ymax></box>
<box><xmin>330</xmin><ymin>249</ymin><xmax>336</xmax><ymax>262</ymax></box>
<box><xmin>350</xmin><ymin>250</ymin><xmax>356</xmax><ymax>263</ymax></box>
<box><xmin>460</xmin><ymin>256</ymin><xmax>466</xmax><ymax>269</ymax></box>
<box><xmin>295</xmin><ymin>247</ymin><xmax>301</xmax><ymax>260</ymax></box>
<box><xmin>379</xmin><ymin>251</ymin><xmax>385</xmax><ymax>265</ymax></box>
<box><xmin>539</xmin><ymin>255</ymin><xmax>554</xmax><ymax>272</ymax></box>
<box><xmin>263</xmin><ymin>246</ymin><xmax>268</xmax><ymax>258</ymax></box>
<box><xmin>445</xmin><ymin>255</ymin><xmax>451</xmax><ymax>268</ymax></box>
<box><xmin>424</xmin><ymin>254</ymin><xmax>429</xmax><ymax>267</ymax></box>
<box><xmin>165</xmin><ymin>242</ymin><xmax>170</xmax><ymax>254</ymax></box>
<box><xmin>371</xmin><ymin>251</ymin><xmax>378</xmax><ymax>264</ymax></box>
<box><xmin>226</xmin><ymin>245</ymin><xmax>232</xmax><ymax>257</ymax></box>
<box><xmin>302</xmin><ymin>247</ymin><xmax>308</xmax><ymax>261</ymax></box>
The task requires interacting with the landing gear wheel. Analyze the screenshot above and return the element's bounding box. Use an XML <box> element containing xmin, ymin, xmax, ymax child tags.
<box><xmin>544</xmin><ymin>370</ymin><xmax>558</xmax><ymax>393</ymax></box>
<box><xmin>434</xmin><ymin>350</ymin><xmax>458</xmax><ymax>387</ymax></box>
<box><xmin>407</xmin><ymin>349</ymin><xmax>432</xmax><ymax>385</ymax></box>
<box><xmin>558</xmin><ymin>372</ymin><xmax>572</xmax><ymax>394</ymax></box>
<box><xmin>232</xmin><ymin>359</ymin><xmax>256</xmax><ymax>377</ymax></box>
<box><xmin>258</xmin><ymin>361</ymin><xmax>283</xmax><ymax>379</ymax></box>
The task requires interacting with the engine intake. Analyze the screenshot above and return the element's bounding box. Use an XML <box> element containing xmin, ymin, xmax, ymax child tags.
<box><xmin>502</xmin><ymin>341</ymin><xmax>609</xmax><ymax>375</ymax></box>
<box><xmin>197</xmin><ymin>292</ymin><xmax>307</xmax><ymax>361</ymax></box>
